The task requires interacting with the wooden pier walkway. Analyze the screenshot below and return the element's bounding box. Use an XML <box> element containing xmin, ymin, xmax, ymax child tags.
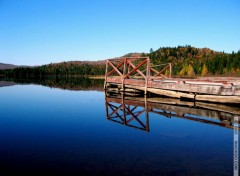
<box><xmin>104</xmin><ymin>57</ymin><xmax>240</xmax><ymax>104</ymax></box>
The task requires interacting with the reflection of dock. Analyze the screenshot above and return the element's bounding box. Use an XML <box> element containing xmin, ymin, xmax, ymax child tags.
<box><xmin>105</xmin><ymin>93</ymin><xmax>240</xmax><ymax>131</ymax></box>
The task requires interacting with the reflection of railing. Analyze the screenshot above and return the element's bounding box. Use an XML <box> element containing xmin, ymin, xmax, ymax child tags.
<box><xmin>105</xmin><ymin>93</ymin><xmax>240</xmax><ymax>131</ymax></box>
<box><xmin>106</xmin><ymin>94</ymin><xmax>149</xmax><ymax>131</ymax></box>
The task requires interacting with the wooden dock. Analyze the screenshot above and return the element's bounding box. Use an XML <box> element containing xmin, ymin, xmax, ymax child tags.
<box><xmin>104</xmin><ymin>57</ymin><xmax>240</xmax><ymax>104</ymax></box>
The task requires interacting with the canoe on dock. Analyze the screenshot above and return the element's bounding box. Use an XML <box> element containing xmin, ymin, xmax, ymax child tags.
<box><xmin>104</xmin><ymin>57</ymin><xmax>240</xmax><ymax>104</ymax></box>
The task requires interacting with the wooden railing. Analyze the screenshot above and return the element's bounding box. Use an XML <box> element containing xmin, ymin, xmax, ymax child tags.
<box><xmin>104</xmin><ymin>57</ymin><xmax>172</xmax><ymax>93</ymax></box>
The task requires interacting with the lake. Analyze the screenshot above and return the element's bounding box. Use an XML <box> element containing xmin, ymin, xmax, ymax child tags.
<box><xmin>0</xmin><ymin>78</ymin><xmax>238</xmax><ymax>176</ymax></box>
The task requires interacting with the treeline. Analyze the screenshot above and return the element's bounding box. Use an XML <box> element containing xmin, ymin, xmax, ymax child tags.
<box><xmin>1</xmin><ymin>45</ymin><xmax>239</xmax><ymax>77</ymax></box>
<box><xmin>1</xmin><ymin>61</ymin><xmax>106</xmax><ymax>78</ymax></box>
<box><xmin>144</xmin><ymin>45</ymin><xmax>240</xmax><ymax>76</ymax></box>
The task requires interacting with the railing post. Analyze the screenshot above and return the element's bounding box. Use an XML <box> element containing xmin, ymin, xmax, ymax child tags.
<box><xmin>122</xmin><ymin>58</ymin><xmax>127</xmax><ymax>91</ymax></box>
<box><xmin>104</xmin><ymin>60</ymin><xmax>109</xmax><ymax>89</ymax></box>
<box><xmin>145</xmin><ymin>57</ymin><xmax>150</xmax><ymax>95</ymax></box>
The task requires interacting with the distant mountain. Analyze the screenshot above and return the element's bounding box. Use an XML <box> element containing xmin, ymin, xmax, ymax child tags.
<box><xmin>0</xmin><ymin>63</ymin><xmax>18</xmax><ymax>70</ymax></box>
<box><xmin>47</xmin><ymin>60</ymin><xmax>106</xmax><ymax>66</ymax></box>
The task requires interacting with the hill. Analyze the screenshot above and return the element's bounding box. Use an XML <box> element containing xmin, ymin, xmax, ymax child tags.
<box><xmin>0</xmin><ymin>63</ymin><xmax>18</xmax><ymax>70</ymax></box>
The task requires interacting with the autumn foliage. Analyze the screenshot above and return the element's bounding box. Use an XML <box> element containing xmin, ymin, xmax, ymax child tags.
<box><xmin>144</xmin><ymin>45</ymin><xmax>240</xmax><ymax>77</ymax></box>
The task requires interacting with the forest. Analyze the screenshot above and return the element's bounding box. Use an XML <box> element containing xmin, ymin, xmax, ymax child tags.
<box><xmin>0</xmin><ymin>61</ymin><xmax>106</xmax><ymax>78</ymax></box>
<box><xmin>1</xmin><ymin>45</ymin><xmax>239</xmax><ymax>78</ymax></box>
<box><xmin>145</xmin><ymin>45</ymin><xmax>240</xmax><ymax>76</ymax></box>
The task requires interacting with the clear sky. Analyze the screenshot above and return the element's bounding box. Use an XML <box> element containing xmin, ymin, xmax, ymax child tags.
<box><xmin>0</xmin><ymin>0</ymin><xmax>239</xmax><ymax>66</ymax></box>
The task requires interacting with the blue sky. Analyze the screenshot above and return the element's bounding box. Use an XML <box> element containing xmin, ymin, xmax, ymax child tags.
<box><xmin>0</xmin><ymin>0</ymin><xmax>239</xmax><ymax>66</ymax></box>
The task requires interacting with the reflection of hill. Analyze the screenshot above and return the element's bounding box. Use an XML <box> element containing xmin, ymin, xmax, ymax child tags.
<box><xmin>0</xmin><ymin>81</ymin><xmax>17</xmax><ymax>87</ymax></box>
<box><xmin>0</xmin><ymin>77</ymin><xmax>104</xmax><ymax>91</ymax></box>
<box><xmin>105</xmin><ymin>93</ymin><xmax>240</xmax><ymax>132</ymax></box>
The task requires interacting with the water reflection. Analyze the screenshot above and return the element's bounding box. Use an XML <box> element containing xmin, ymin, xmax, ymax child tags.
<box><xmin>105</xmin><ymin>93</ymin><xmax>240</xmax><ymax>131</ymax></box>
<box><xmin>0</xmin><ymin>77</ymin><xmax>104</xmax><ymax>91</ymax></box>
<box><xmin>0</xmin><ymin>82</ymin><xmax>235</xmax><ymax>175</ymax></box>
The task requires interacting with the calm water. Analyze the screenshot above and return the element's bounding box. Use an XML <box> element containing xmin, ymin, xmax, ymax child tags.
<box><xmin>0</xmin><ymin>80</ymin><xmax>236</xmax><ymax>176</ymax></box>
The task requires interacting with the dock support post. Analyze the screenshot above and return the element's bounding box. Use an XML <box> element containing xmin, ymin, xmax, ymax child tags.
<box><xmin>145</xmin><ymin>57</ymin><xmax>150</xmax><ymax>95</ymax></box>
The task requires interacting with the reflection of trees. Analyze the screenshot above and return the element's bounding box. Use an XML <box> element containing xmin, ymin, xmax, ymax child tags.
<box><xmin>0</xmin><ymin>76</ymin><xmax>104</xmax><ymax>91</ymax></box>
